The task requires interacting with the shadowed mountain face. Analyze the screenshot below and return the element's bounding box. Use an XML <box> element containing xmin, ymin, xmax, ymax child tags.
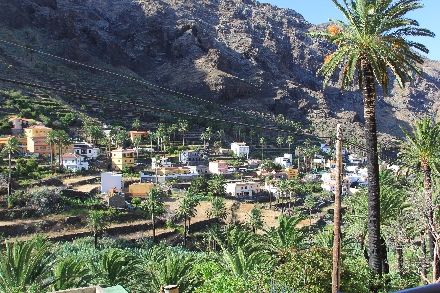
<box><xmin>1</xmin><ymin>0</ymin><xmax>439</xmax><ymax>139</ymax></box>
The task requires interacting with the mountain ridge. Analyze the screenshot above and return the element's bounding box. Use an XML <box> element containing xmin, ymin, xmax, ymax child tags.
<box><xmin>0</xmin><ymin>0</ymin><xmax>439</xmax><ymax>143</ymax></box>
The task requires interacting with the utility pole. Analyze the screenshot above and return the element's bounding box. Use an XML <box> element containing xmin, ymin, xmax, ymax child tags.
<box><xmin>332</xmin><ymin>124</ymin><xmax>343</xmax><ymax>293</ymax></box>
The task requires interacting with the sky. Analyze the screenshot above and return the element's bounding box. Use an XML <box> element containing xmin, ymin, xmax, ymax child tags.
<box><xmin>260</xmin><ymin>0</ymin><xmax>440</xmax><ymax>61</ymax></box>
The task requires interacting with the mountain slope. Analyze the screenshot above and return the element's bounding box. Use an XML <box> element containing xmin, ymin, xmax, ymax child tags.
<box><xmin>0</xmin><ymin>0</ymin><xmax>439</xmax><ymax>142</ymax></box>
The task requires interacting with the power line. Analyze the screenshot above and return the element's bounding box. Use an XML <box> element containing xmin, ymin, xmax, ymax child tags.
<box><xmin>0</xmin><ymin>76</ymin><xmax>297</xmax><ymax>134</ymax></box>
<box><xmin>0</xmin><ymin>39</ymin><xmax>282</xmax><ymax>126</ymax></box>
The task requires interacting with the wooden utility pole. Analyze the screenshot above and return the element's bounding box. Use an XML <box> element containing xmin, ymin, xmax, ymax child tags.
<box><xmin>332</xmin><ymin>124</ymin><xmax>343</xmax><ymax>293</ymax></box>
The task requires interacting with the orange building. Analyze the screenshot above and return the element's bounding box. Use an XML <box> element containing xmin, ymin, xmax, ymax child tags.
<box><xmin>24</xmin><ymin>125</ymin><xmax>53</xmax><ymax>156</ymax></box>
<box><xmin>0</xmin><ymin>136</ymin><xmax>27</xmax><ymax>153</ymax></box>
<box><xmin>111</xmin><ymin>148</ymin><xmax>134</xmax><ymax>171</ymax></box>
<box><xmin>129</xmin><ymin>131</ymin><xmax>148</xmax><ymax>142</ymax></box>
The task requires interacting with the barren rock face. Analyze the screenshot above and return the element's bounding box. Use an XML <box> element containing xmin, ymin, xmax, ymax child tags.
<box><xmin>1</xmin><ymin>0</ymin><xmax>439</xmax><ymax>139</ymax></box>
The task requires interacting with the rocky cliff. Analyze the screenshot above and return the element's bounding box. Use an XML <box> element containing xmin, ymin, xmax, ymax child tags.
<box><xmin>0</xmin><ymin>0</ymin><xmax>439</xmax><ymax>141</ymax></box>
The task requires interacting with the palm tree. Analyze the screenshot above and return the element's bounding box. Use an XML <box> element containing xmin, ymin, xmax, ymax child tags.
<box><xmin>263</xmin><ymin>215</ymin><xmax>305</xmax><ymax>263</ymax></box>
<box><xmin>398</xmin><ymin>116</ymin><xmax>440</xmax><ymax>280</ymax></box>
<box><xmin>208</xmin><ymin>174</ymin><xmax>226</xmax><ymax>198</ymax></box>
<box><xmin>141</xmin><ymin>188</ymin><xmax>165</xmax><ymax>243</ymax></box>
<box><xmin>207</xmin><ymin>196</ymin><xmax>227</xmax><ymax>227</ymax></box>
<box><xmin>132</xmin><ymin>118</ymin><xmax>141</xmax><ymax>131</ymax></box>
<box><xmin>0</xmin><ymin>236</ymin><xmax>55</xmax><ymax>293</ymax></box>
<box><xmin>87</xmin><ymin>211</ymin><xmax>109</xmax><ymax>249</ymax></box>
<box><xmin>45</xmin><ymin>130</ymin><xmax>57</xmax><ymax>170</ymax></box>
<box><xmin>344</xmin><ymin>171</ymin><xmax>409</xmax><ymax>275</ymax></box>
<box><xmin>51</xmin><ymin>257</ymin><xmax>92</xmax><ymax>291</ymax></box>
<box><xmin>133</xmin><ymin>135</ymin><xmax>142</xmax><ymax>159</ymax></box>
<box><xmin>2</xmin><ymin>137</ymin><xmax>20</xmax><ymax>203</ymax></box>
<box><xmin>308</xmin><ymin>0</ymin><xmax>433</xmax><ymax>276</ymax></box>
<box><xmin>54</xmin><ymin>130</ymin><xmax>70</xmax><ymax>169</ymax></box>
<box><xmin>259</xmin><ymin>137</ymin><xmax>266</xmax><ymax>160</ymax></box>
<box><xmin>247</xmin><ymin>205</ymin><xmax>263</xmax><ymax>233</ymax></box>
<box><xmin>93</xmin><ymin>249</ymin><xmax>140</xmax><ymax>289</ymax></box>
<box><xmin>178</xmin><ymin>119</ymin><xmax>189</xmax><ymax>146</ymax></box>
<box><xmin>176</xmin><ymin>191</ymin><xmax>200</xmax><ymax>247</ymax></box>
<box><xmin>276</xmin><ymin>136</ymin><xmax>284</xmax><ymax>149</ymax></box>
<box><xmin>142</xmin><ymin>246</ymin><xmax>198</xmax><ymax>293</ymax></box>
<box><xmin>286</xmin><ymin>135</ymin><xmax>294</xmax><ymax>154</ymax></box>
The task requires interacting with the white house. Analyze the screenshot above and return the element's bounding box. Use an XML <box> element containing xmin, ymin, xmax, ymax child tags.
<box><xmin>321</xmin><ymin>182</ymin><xmax>347</xmax><ymax>195</ymax></box>
<box><xmin>230</xmin><ymin>142</ymin><xmax>249</xmax><ymax>159</ymax></box>
<box><xmin>151</xmin><ymin>156</ymin><xmax>172</xmax><ymax>169</ymax></box>
<box><xmin>226</xmin><ymin>181</ymin><xmax>260</xmax><ymax>197</ymax></box>
<box><xmin>345</xmin><ymin>165</ymin><xmax>359</xmax><ymax>174</ymax></box>
<box><xmin>101</xmin><ymin>172</ymin><xmax>122</xmax><ymax>194</ymax></box>
<box><xmin>275</xmin><ymin>154</ymin><xmax>293</xmax><ymax>167</ymax></box>
<box><xmin>59</xmin><ymin>153</ymin><xmax>88</xmax><ymax>171</ymax></box>
<box><xmin>320</xmin><ymin>143</ymin><xmax>333</xmax><ymax>153</ymax></box>
<box><xmin>73</xmin><ymin>142</ymin><xmax>100</xmax><ymax>159</ymax></box>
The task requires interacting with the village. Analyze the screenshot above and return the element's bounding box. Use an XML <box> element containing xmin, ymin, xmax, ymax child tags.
<box><xmin>0</xmin><ymin>116</ymin><xmax>400</xmax><ymax>227</ymax></box>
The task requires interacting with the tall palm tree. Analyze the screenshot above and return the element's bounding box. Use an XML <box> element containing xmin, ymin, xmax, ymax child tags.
<box><xmin>286</xmin><ymin>135</ymin><xmax>294</xmax><ymax>154</ymax></box>
<box><xmin>55</xmin><ymin>130</ymin><xmax>71</xmax><ymax>169</ymax></box>
<box><xmin>308</xmin><ymin>0</ymin><xmax>433</xmax><ymax>276</ymax></box>
<box><xmin>178</xmin><ymin>119</ymin><xmax>189</xmax><ymax>146</ymax></box>
<box><xmin>208</xmin><ymin>174</ymin><xmax>226</xmax><ymax>198</ymax></box>
<box><xmin>276</xmin><ymin>136</ymin><xmax>284</xmax><ymax>149</ymax></box>
<box><xmin>141</xmin><ymin>188</ymin><xmax>165</xmax><ymax>243</ymax></box>
<box><xmin>2</xmin><ymin>137</ymin><xmax>20</xmax><ymax>202</ymax></box>
<box><xmin>259</xmin><ymin>137</ymin><xmax>266</xmax><ymax>160</ymax></box>
<box><xmin>45</xmin><ymin>130</ymin><xmax>57</xmax><ymax>169</ymax></box>
<box><xmin>176</xmin><ymin>190</ymin><xmax>200</xmax><ymax>247</ymax></box>
<box><xmin>132</xmin><ymin>118</ymin><xmax>141</xmax><ymax>131</ymax></box>
<box><xmin>398</xmin><ymin>116</ymin><xmax>440</xmax><ymax>280</ymax></box>
<box><xmin>133</xmin><ymin>135</ymin><xmax>142</xmax><ymax>159</ymax></box>
<box><xmin>87</xmin><ymin>211</ymin><xmax>109</xmax><ymax>249</ymax></box>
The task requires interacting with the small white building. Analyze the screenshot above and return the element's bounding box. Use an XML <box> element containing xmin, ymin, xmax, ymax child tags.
<box><xmin>151</xmin><ymin>157</ymin><xmax>172</xmax><ymax>169</ymax></box>
<box><xmin>320</xmin><ymin>143</ymin><xmax>333</xmax><ymax>153</ymax></box>
<box><xmin>321</xmin><ymin>182</ymin><xmax>347</xmax><ymax>195</ymax></box>
<box><xmin>274</xmin><ymin>154</ymin><xmax>293</xmax><ymax>167</ymax></box>
<box><xmin>226</xmin><ymin>181</ymin><xmax>260</xmax><ymax>197</ymax></box>
<box><xmin>73</xmin><ymin>142</ymin><xmax>100</xmax><ymax>159</ymax></box>
<box><xmin>230</xmin><ymin>142</ymin><xmax>249</xmax><ymax>159</ymax></box>
<box><xmin>345</xmin><ymin>165</ymin><xmax>359</xmax><ymax>174</ymax></box>
<box><xmin>59</xmin><ymin>153</ymin><xmax>88</xmax><ymax>172</ymax></box>
<box><xmin>101</xmin><ymin>172</ymin><xmax>122</xmax><ymax>194</ymax></box>
<box><xmin>188</xmin><ymin>165</ymin><xmax>209</xmax><ymax>175</ymax></box>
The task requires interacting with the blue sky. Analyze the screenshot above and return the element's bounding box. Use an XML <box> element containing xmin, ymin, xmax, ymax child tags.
<box><xmin>260</xmin><ymin>0</ymin><xmax>439</xmax><ymax>61</ymax></box>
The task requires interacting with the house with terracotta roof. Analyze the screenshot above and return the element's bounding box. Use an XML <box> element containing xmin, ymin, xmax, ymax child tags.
<box><xmin>24</xmin><ymin>125</ymin><xmax>53</xmax><ymax>156</ymax></box>
<box><xmin>209</xmin><ymin>160</ymin><xmax>229</xmax><ymax>174</ymax></box>
<box><xmin>129</xmin><ymin>130</ymin><xmax>148</xmax><ymax>142</ymax></box>
<box><xmin>111</xmin><ymin>148</ymin><xmax>134</xmax><ymax>171</ymax></box>
<box><xmin>226</xmin><ymin>181</ymin><xmax>260</xmax><ymax>197</ymax></box>
<box><xmin>59</xmin><ymin>153</ymin><xmax>89</xmax><ymax>171</ymax></box>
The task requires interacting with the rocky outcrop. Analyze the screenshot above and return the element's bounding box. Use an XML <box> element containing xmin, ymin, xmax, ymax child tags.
<box><xmin>0</xmin><ymin>0</ymin><xmax>439</xmax><ymax>139</ymax></box>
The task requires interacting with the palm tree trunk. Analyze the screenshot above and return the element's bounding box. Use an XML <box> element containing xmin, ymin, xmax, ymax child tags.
<box><xmin>152</xmin><ymin>202</ymin><xmax>155</xmax><ymax>243</ymax></box>
<box><xmin>397</xmin><ymin>244</ymin><xmax>403</xmax><ymax>277</ymax></box>
<box><xmin>423</xmin><ymin>164</ymin><xmax>434</xmax><ymax>252</ymax></box>
<box><xmin>7</xmin><ymin>151</ymin><xmax>12</xmax><ymax>206</ymax></box>
<box><xmin>188</xmin><ymin>217</ymin><xmax>191</xmax><ymax>234</ymax></box>
<box><xmin>94</xmin><ymin>232</ymin><xmax>98</xmax><ymax>249</ymax></box>
<box><xmin>361</xmin><ymin>59</ymin><xmax>383</xmax><ymax>277</ymax></box>
<box><xmin>183</xmin><ymin>216</ymin><xmax>187</xmax><ymax>248</ymax></box>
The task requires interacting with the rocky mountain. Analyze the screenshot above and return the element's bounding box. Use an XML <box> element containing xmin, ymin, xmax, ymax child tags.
<box><xmin>0</xmin><ymin>0</ymin><xmax>439</xmax><ymax>142</ymax></box>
